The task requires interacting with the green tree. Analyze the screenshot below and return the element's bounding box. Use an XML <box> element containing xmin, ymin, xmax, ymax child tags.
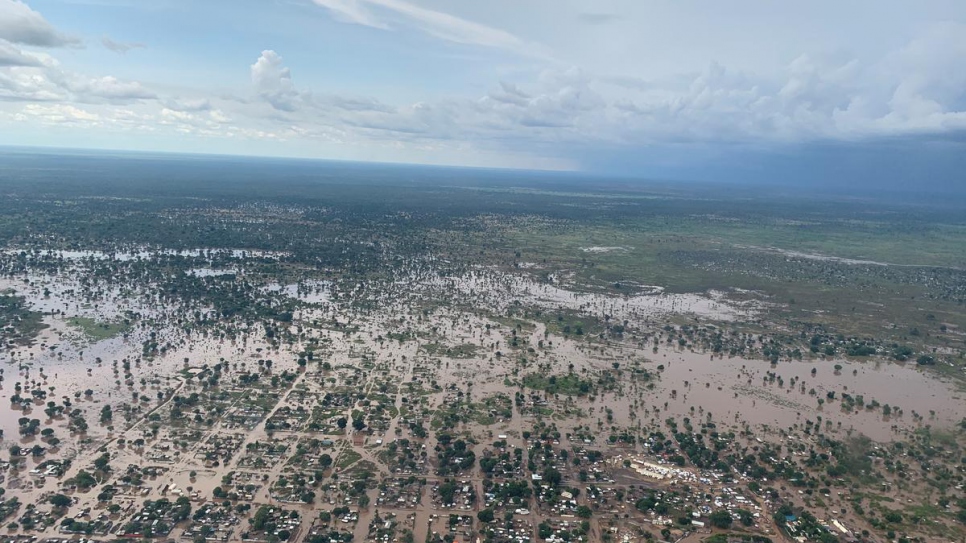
<box><xmin>49</xmin><ymin>494</ymin><xmax>72</xmax><ymax>509</ymax></box>
<box><xmin>709</xmin><ymin>510</ymin><xmax>733</xmax><ymax>529</ymax></box>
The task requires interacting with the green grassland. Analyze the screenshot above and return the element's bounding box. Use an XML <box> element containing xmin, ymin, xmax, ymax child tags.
<box><xmin>67</xmin><ymin>317</ymin><xmax>130</xmax><ymax>341</ymax></box>
<box><xmin>0</xmin><ymin>292</ymin><xmax>46</xmax><ymax>346</ymax></box>
<box><xmin>486</xmin><ymin>214</ymin><xmax>966</xmax><ymax>364</ymax></box>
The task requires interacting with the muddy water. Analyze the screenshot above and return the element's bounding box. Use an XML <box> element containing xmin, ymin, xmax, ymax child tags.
<box><xmin>2</xmin><ymin>246</ymin><xmax>965</xmax><ymax>543</ymax></box>
<box><xmin>0</xmin><ymin>313</ymin><xmax>283</xmax><ymax>448</ymax></box>
<box><xmin>446</xmin><ymin>318</ymin><xmax>964</xmax><ymax>444</ymax></box>
<box><xmin>605</xmin><ymin>347</ymin><xmax>963</xmax><ymax>442</ymax></box>
<box><xmin>1</xmin><ymin>251</ymin><xmax>962</xmax><ymax>461</ymax></box>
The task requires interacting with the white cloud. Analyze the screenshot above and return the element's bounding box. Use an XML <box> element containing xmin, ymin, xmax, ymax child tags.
<box><xmin>0</xmin><ymin>38</ymin><xmax>41</xmax><ymax>66</ymax></box>
<box><xmin>18</xmin><ymin>103</ymin><xmax>99</xmax><ymax>124</ymax></box>
<box><xmin>0</xmin><ymin>57</ymin><xmax>69</xmax><ymax>101</ymax></box>
<box><xmin>310</xmin><ymin>0</ymin><xmax>388</xmax><ymax>29</ymax></box>
<box><xmin>163</xmin><ymin>98</ymin><xmax>212</xmax><ymax>112</ymax></box>
<box><xmin>4</xmin><ymin>5</ymin><xmax>966</xmax><ymax>173</ymax></box>
<box><xmin>101</xmin><ymin>35</ymin><xmax>145</xmax><ymax>54</ymax></box>
<box><xmin>0</xmin><ymin>0</ymin><xmax>80</xmax><ymax>47</ymax></box>
<box><xmin>70</xmin><ymin>75</ymin><xmax>156</xmax><ymax>102</ymax></box>
<box><xmin>0</xmin><ymin>54</ymin><xmax>155</xmax><ymax>104</ymax></box>
<box><xmin>229</xmin><ymin>22</ymin><xmax>966</xmax><ymax>164</ymax></box>
<box><xmin>310</xmin><ymin>0</ymin><xmax>551</xmax><ymax>58</ymax></box>
<box><xmin>251</xmin><ymin>50</ymin><xmax>300</xmax><ymax>112</ymax></box>
<box><xmin>487</xmin><ymin>82</ymin><xmax>530</xmax><ymax>107</ymax></box>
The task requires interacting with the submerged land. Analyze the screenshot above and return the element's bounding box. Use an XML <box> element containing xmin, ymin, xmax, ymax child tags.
<box><xmin>0</xmin><ymin>150</ymin><xmax>964</xmax><ymax>543</ymax></box>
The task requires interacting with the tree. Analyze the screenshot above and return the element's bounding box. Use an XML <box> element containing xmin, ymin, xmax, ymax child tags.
<box><xmin>576</xmin><ymin>505</ymin><xmax>592</xmax><ymax>518</ymax></box>
<box><xmin>477</xmin><ymin>509</ymin><xmax>494</xmax><ymax>523</ymax></box>
<box><xmin>50</xmin><ymin>494</ymin><xmax>72</xmax><ymax>509</ymax></box>
<box><xmin>735</xmin><ymin>509</ymin><xmax>755</xmax><ymax>526</ymax></box>
<box><xmin>709</xmin><ymin>510</ymin><xmax>733</xmax><ymax>529</ymax></box>
<box><xmin>93</xmin><ymin>453</ymin><xmax>111</xmax><ymax>471</ymax></box>
<box><xmin>439</xmin><ymin>481</ymin><xmax>457</xmax><ymax>504</ymax></box>
<box><xmin>72</xmin><ymin>470</ymin><xmax>97</xmax><ymax>489</ymax></box>
<box><xmin>736</xmin><ymin>509</ymin><xmax>754</xmax><ymax>527</ymax></box>
<box><xmin>336</xmin><ymin>417</ymin><xmax>347</xmax><ymax>430</ymax></box>
<box><xmin>542</xmin><ymin>467</ymin><xmax>562</xmax><ymax>486</ymax></box>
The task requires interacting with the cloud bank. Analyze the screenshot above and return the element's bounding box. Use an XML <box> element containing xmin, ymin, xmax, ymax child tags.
<box><xmin>1</xmin><ymin>0</ymin><xmax>965</xmax><ymax>178</ymax></box>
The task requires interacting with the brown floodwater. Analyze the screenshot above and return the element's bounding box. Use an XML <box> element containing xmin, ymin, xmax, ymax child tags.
<box><xmin>604</xmin><ymin>346</ymin><xmax>963</xmax><ymax>442</ymax></box>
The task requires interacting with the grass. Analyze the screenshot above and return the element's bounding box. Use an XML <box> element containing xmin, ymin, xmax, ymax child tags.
<box><xmin>67</xmin><ymin>316</ymin><xmax>129</xmax><ymax>341</ymax></box>
<box><xmin>0</xmin><ymin>294</ymin><xmax>46</xmax><ymax>345</ymax></box>
<box><xmin>522</xmin><ymin>372</ymin><xmax>593</xmax><ymax>396</ymax></box>
<box><xmin>336</xmin><ymin>449</ymin><xmax>361</xmax><ymax>469</ymax></box>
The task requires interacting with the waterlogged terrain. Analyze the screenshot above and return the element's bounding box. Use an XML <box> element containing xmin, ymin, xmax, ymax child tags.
<box><xmin>0</xmin><ymin>152</ymin><xmax>964</xmax><ymax>543</ymax></box>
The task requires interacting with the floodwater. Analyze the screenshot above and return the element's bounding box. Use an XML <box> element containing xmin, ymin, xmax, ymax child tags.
<box><xmin>2</xmin><ymin>246</ymin><xmax>965</xmax><ymax>543</ymax></box>
<box><xmin>626</xmin><ymin>347</ymin><xmax>962</xmax><ymax>442</ymax></box>
<box><xmin>419</xmin><ymin>270</ymin><xmax>754</xmax><ymax>322</ymax></box>
<box><xmin>1</xmin><ymin>254</ymin><xmax>959</xmax><ymax>451</ymax></box>
<box><xmin>2</xmin><ymin>248</ymin><xmax>291</xmax><ymax>261</ymax></box>
<box><xmin>580</xmin><ymin>247</ymin><xmax>632</xmax><ymax>254</ymax></box>
<box><xmin>264</xmin><ymin>281</ymin><xmax>331</xmax><ymax>304</ymax></box>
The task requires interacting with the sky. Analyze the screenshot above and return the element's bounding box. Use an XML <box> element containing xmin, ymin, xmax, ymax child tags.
<box><xmin>1</xmin><ymin>0</ymin><xmax>965</xmax><ymax>188</ymax></box>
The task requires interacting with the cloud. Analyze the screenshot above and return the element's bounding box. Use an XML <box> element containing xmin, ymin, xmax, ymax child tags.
<box><xmin>310</xmin><ymin>0</ymin><xmax>388</xmax><ymax>29</ymax></box>
<box><xmin>5</xmin><ymin>15</ymin><xmax>966</xmax><ymax>177</ymax></box>
<box><xmin>0</xmin><ymin>54</ymin><xmax>68</xmax><ymax>101</ymax></box>
<box><xmin>17</xmin><ymin>103</ymin><xmax>99</xmax><ymax>124</ymax></box>
<box><xmin>0</xmin><ymin>39</ymin><xmax>41</xmax><ymax>67</ymax></box>
<box><xmin>0</xmin><ymin>54</ymin><xmax>155</xmax><ymax>104</ymax></box>
<box><xmin>101</xmin><ymin>35</ymin><xmax>145</xmax><ymax>54</ymax></box>
<box><xmin>487</xmin><ymin>81</ymin><xmax>530</xmax><ymax>107</ymax></box>
<box><xmin>577</xmin><ymin>13</ymin><xmax>619</xmax><ymax>25</ymax></box>
<box><xmin>310</xmin><ymin>0</ymin><xmax>550</xmax><ymax>58</ymax></box>
<box><xmin>163</xmin><ymin>98</ymin><xmax>212</xmax><ymax>112</ymax></box>
<box><xmin>365</xmin><ymin>21</ymin><xmax>966</xmax><ymax>150</ymax></box>
<box><xmin>229</xmin><ymin>32</ymin><xmax>966</xmax><ymax>164</ymax></box>
<box><xmin>70</xmin><ymin>75</ymin><xmax>156</xmax><ymax>102</ymax></box>
<box><xmin>251</xmin><ymin>50</ymin><xmax>300</xmax><ymax>112</ymax></box>
<box><xmin>581</xmin><ymin>24</ymin><xmax>966</xmax><ymax>145</ymax></box>
<box><xmin>248</xmin><ymin>50</ymin><xmax>393</xmax><ymax>115</ymax></box>
<box><xmin>0</xmin><ymin>0</ymin><xmax>81</xmax><ymax>47</ymax></box>
<box><xmin>326</xmin><ymin>94</ymin><xmax>394</xmax><ymax>113</ymax></box>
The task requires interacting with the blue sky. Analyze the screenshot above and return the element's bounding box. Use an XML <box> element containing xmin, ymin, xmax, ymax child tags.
<box><xmin>1</xmin><ymin>0</ymin><xmax>966</xmax><ymax>186</ymax></box>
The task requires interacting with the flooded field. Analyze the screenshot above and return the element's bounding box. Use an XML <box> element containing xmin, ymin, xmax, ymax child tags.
<box><xmin>0</xmin><ymin>165</ymin><xmax>963</xmax><ymax>543</ymax></box>
<box><xmin>642</xmin><ymin>349</ymin><xmax>961</xmax><ymax>442</ymax></box>
<box><xmin>421</xmin><ymin>270</ymin><xmax>755</xmax><ymax>322</ymax></box>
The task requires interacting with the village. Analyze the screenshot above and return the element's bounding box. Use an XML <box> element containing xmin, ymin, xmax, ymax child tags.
<box><xmin>0</xmin><ymin>189</ymin><xmax>962</xmax><ymax>543</ymax></box>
